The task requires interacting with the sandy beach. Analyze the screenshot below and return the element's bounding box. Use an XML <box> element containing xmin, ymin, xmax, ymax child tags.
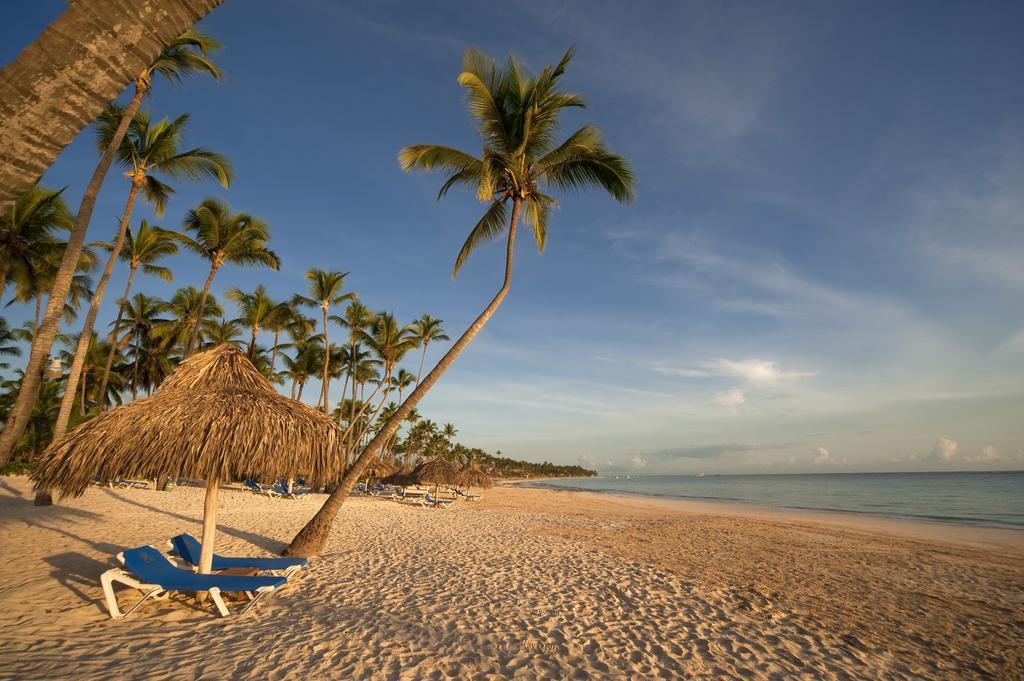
<box><xmin>0</xmin><ymin>475</ymin><xmax>1021</xmax><ymax>680</ymax></box>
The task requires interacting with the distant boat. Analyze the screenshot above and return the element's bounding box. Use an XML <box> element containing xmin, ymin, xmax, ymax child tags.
<box><xmin>692</xmin><ymin>473</ymin><xmax>705</xmax><ymax>477</ymax></box>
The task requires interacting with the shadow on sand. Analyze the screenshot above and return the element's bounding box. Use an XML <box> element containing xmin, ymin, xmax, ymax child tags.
<box><xmin>99</xmin><ymin>487</ymin><xmax>286</xmax><ymax>553</ymax></box>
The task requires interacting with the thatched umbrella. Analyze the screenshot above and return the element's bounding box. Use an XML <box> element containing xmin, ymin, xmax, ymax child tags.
<box><xmin>411</xmin><ymin>457</ymin><xmax>464</xmax><ymax>505</ymax></box>
<box><xmin>459</xmin><ymin>460</ymin><xmax>493</xmax><ymax>491</ymax></box>
<box><xmin>31</xmin><ymin>344</ymin><xmax>345</xmax><ymax>575</ymax></box>
<box><xmin>382</xmin><ymin>463</ymin><xmax>417</xmax><ymax>487</ymax></box>
<box><xmin>360</xmin><ymin>457</ymin><xmax>397</xmax><ymax>485</ymax></box>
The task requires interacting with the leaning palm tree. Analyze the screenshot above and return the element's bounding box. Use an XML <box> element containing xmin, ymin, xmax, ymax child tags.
<box><xmin>285</xmin><ymin>48</ymin><xmax>634</xmax><ymax>556</ymax></box>
<box><xmin>46</xmin><ymin>107</ymin><xmax>231</xmax><ymax>504</ymax></box>
<box><xmin>0</xmin><ymin>186</ymin><xmax>72</xmax><ymax>304</ymax></box>
<box><xmin>293</xmin><ymin>269</ymin><xmax>354</xmax><ymax>411</ymax></box>
<box><xmin>409</xmin><ymin>314</ymin><xmax>449</xmax><ymax>384</ymax></box>
<box><xmin>97</xmin><ymin>220</ymin><xmax>181</xmax><ymax>408</ymax></box>
<box><xmin>226</xmin><ymin>284</ymin><xmax>288</xmax><ymax>359</ymax></box>
<box><xmin>1</xmin><ymin>9</ymin><xmax>222</xmax><ymax>210</ymax></box>
<box><xmin>179</xmin><ymin>198</ymin><xmax>280</xmax><ymax>357</ymax></box>
<box><xmin>0</xmin><ymin>27</ymin><xmax>223</xmax><ymax>466</ymax></box>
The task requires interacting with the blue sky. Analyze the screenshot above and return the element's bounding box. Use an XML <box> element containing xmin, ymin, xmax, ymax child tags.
<box><xmin>3</xmin><ymin>1</ymin><xmax>1023</xmax><ymax>473</ymax></box>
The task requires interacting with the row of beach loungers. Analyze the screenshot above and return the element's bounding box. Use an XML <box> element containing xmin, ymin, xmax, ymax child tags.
<box><xmin>353</xmin><ymin>482</ymin><xmax>482</xmax><ymax>507</ymax></box>
<box><xmin>102</xmin><ymin>533</ymin><xmax>307</xmax><ymax>619</ymax></box>
<box><xmin>243</xmin><ymin>479</ymin><xmax>310</xmax><ymax>499</ymax></box>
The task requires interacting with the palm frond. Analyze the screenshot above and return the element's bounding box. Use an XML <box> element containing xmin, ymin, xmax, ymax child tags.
<box><xmin>453</xmin><ymin>200</ymin><xmax>507</xmax><ymax>277</ymax></box>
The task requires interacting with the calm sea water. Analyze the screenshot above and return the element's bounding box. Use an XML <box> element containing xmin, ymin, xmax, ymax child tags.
<box><xmin>533</xmin><ymin>472</ymin><xmax>1024</xmax><ymax>529</ymax></box>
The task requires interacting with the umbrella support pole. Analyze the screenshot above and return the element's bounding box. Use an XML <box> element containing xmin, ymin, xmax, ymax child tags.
<box><xmin>199</xmin><ymin>478</ymin><xmax>219</xmax><ymax>575</ymax></box>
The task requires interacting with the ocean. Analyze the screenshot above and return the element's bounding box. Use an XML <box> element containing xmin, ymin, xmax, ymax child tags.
<box><xmin>532</xmin><ymin>471</ymin><xmax>1024</xmax><ymax>529</ymax></box>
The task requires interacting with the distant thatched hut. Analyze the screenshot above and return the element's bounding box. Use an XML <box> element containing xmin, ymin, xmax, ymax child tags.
<box><xmin>459</xmin><ymin>460</ymin><xmax>493</xmax><ymax>490</ymax></box>
<box><xmin>31</xmin><ymin>344</ymin><xmax>346</xmax><ymax>573</ymax></box>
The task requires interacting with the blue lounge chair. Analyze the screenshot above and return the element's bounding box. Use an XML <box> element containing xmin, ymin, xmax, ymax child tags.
<box><xmin>169</xmin><ymin>534</ymin><xmax>307</xmax><ymax>575</ymax></box>
<box><xmin>100</xmin><ymin>546</ymin><xmax>288</xmax><ymax>618</ymax></box>
<box><xmin>243</xmin><ymin>479</ymin><xmax>280</xmax><ymax>497</ymax></box>
<box><xmin>424</xmin><ymin>494</ymin><xmax>455</xmax><ymax>508</ymax></box>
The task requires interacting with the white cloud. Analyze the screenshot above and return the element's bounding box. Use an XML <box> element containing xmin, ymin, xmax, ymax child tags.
<box><xmin>711</xmin><ymin>388</ymin><xmax>746</xmax><ymax>412</ymax></box>
<box><xmin>813</xmin><ymin>446</ymin><xmax>847</xmax><ymax>466</ymax></box>
<box><xmin>709</xmin><ymin>358</ymin><xmax>816</xmax><ymax>385</ymax></box>
<box><xmin>630</xmin><ymin>455</ymin><xmax>650</xmax><ymax>469</ymax></box>
<box><xmin>978</xmin><ymin>446</ymin><xmax>999</xmax><ymax>461</ymax></box>
<box><xmin>931</xmin><ymin>437</ymin><xmax>959</xmax><ymax>461</ymax></box>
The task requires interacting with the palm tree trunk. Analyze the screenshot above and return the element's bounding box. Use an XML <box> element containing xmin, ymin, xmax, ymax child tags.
<box><xmin>79</xmin><ymin>365</ymin><xmax>87</xmax><ymax>415</ymax></box>
<box><xmin>0</xmin><ymin>0</ymin><xmax>223</xmax><ymax>212</ymax></box>
<box><xmin>0</xmin><ymin>268</ymin><xmax>7</xmax><ymax>305</ymax></box>
<box><xmin>33</xmin><ymin>295</ymin><xmax>42</xmax><ymax>338</ymax></box>
<box><xmin>36</xmin><ymin>179</ymin><xmax>142</xmax><ymax>505</ymax></box>
<box><xmin>97</xmin><ymin>264</ymin><xmax>137</xmax><ymax>410</ymax></box>
<box><xmin>284</xmin><ymin>198</ymin><xmax>523</xmax><ymax>557</ymax></box>
<box><xmin>296</xmin><ymin>380</ymin><xmax>305</xmax><ymax>401</ymax></box>
<box><xmin>247</xmin><ymin>327</ymin><xmax>257</xmax><ymax>359</ymax></box>
<box><xmin>320</xmin><ymin>305</ymin><xmax>330</xmax><ymax>411</ymax></box>
<box><xmin>185</xmin><ymin>263</ymin><xmax>219</xmax><ymax>357</ymax></box>
<box><xmin>416</xmin><ymin>343</ymin><xmax>429</xmax><ymax>384</ymax></box>
<box><xmin>0</xmin><ymin>81</ymin><xmax>145</xmax><ymax>466</ymax></box>
<box><xmin>270</xmin><ymin>330</ymin><xmax>280</xmax><ymax>374</ymax></box>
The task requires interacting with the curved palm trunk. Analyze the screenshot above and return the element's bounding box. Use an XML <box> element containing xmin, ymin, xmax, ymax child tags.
<box><xmin>284</xmin><ymin>199</ymin><xmax>522</xmax><ymax>557</ymax></box>
<box><xmin>0</xmin><ymin>0</ymin><xmax>223</xmax><ymax>211</ymax></box>
<box><xmin>36</xmin><ymin>179</ymin><xmax>142</xmax><ymax>505</ymax></box>
<box><xmin>185</xmin><ymin>262</ymin><xmax>219</xmax><ymax>358</ymax></box>
<box><xmin>97</xmin><ymin>264</ymin><xmax>138</xmax><ymax>410</ymax></box>
<box><xmin>0</xmin><ymin>83</ymin><xmax>144</xmax><ymax>466</ymax></box>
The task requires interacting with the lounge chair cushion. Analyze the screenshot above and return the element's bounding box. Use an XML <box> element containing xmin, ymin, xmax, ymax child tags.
<box><xmin>170</xmin><ymin>534</ymin><xmax>308</xmax><ymax>572</ymax></box>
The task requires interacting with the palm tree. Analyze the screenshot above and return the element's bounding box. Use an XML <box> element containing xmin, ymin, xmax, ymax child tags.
<box><xmin>152</xmin><ymin>286</ymin><xmax>223</xmax><ymax>353</ymax></box>
<box><xmin>97</xmin><ymin>220</ymin><xmax>180</xmax><ymax>408</ymax></box>
<box><xmin>392</xmin><ymin>368</ymin><xmax>417</xmax><ymax>403</ymax></box>
<box><xmin>286</xmin><ymin>48</ymin><xmax>634</xmax><ymax>556</ymax></box>
<box><xmin>51</xmin><ymin>106</ymin><xmax>232</xmax><ymax>474</ymax></box>
<box><xmin>112</xmin><ymin>293</ymin><xmax>169</xmax><ymax>399</ymax></box>
<box><xmin>0</xmin><ymin>27</ymin><xmax>222</xmax><ymax>466</ymax></box>
<box><xmin>262</xmin><ymin>300</ymin><xmax>296</xmax><ymax>376</ymax></box>
<box><xmin>0</xmin><ymin>186</ymin><xmax>73</xmax><ymax>304</ymax></box>
<box><xmin>0</xmin><ymin>7</ymin><xmax>222</xmax><ymax>211</ymax></box>
<box><xmin>179</xmin><ymin>198</ymin><xmax>280</xmax><ymax>357</ymax></box>
<box><xmin>293</xmin><ymin>269</ymin><xmax>354</xmax><ymax>411</ymax></box>
<box><xmin>331</xmin><ymin>300</ymin><xmax>376</xmax><ymax>431</ymax></box>
<box><xmin>6</xmin><ymin>243</ymin><xmax>96</xmax><ymax>336</ymax></box>
<box><xmin>201</xmin><ymin>317</ymin><xmax>245</xmax><ymax>349</ymax></box>
<box><xmin>0</xmin><ymin>318</ymin><xmax>20</xmax><ymax>370</ymax></box>
<box><xmin>409</xmin><ymin>314</ymin><xmax>449</xmax><ymax>384</ymax></box>
<box><xmin>226</xmin><ymin>284</ymin><xmax>288</xmax><ymax>359</ymax></box>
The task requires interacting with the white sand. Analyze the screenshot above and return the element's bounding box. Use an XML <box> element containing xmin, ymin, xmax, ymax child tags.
<box><xmin>0</xmin><ymin>476</ymin><xmax>1020</xmax><ymax>679</ymax></box>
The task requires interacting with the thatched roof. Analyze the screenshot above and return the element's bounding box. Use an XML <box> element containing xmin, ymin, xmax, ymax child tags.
<box><xmin>383</xmin><ymin>464</ymin><xmax>417</xmax><ymax>486</ymax></box>
<box><xmin>31</xmin><ymin>344</ymin><xmax>345</xmax><ymax>497</ymax></box>
<box><xmin>412</xmin><ymin>457</ymin><xmax>464</xmax><ymax>486</ymax></box>
<box><xmin>361</xmin><ymin>456</ymin><xmax>397</xmax><ymax>479</ymax></box>
<box><xmin>459</xmin><ymin>461</ymin><xmax>493</xmax><ymax>489</ymax></box>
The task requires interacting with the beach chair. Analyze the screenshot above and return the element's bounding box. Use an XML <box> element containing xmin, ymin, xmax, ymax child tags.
<box><xmin>168</xmin><ymin>534</ymin><xmax>307</xmax><ymax>576</ymax></box>
<box><xmin>424</xmin><ymin>494</ymin><xmax>455</xmax><ymax>509</ymax></box>
<box><xmin>243</xmin><ymin>479</ymin><xmax>279</xmax><ymax>497</ymax></box>
<box><xmin>454</xmin><ymin>489</ymin><xmax>482</xmax><ymax>502</ymax></box>
<box><xmin>273</xmin><ymin>482</ymin><xmax>309</xmax><ymax>498</ymax></box>
<box><xmin>100</xmin><ymin>546</ymin><xmax>288</xmax><ymax>619</ymax></box>
<box><xmin>114</xmin><ymin>479</ymin><xmax>148</xmax><ymax>489</ymax></box>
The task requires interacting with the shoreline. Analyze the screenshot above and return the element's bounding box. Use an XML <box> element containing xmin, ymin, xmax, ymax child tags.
<box><xmin>514</xmin><ymin>479</ymin><xmax>1024</xmax><ymax>553</ymax></box>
